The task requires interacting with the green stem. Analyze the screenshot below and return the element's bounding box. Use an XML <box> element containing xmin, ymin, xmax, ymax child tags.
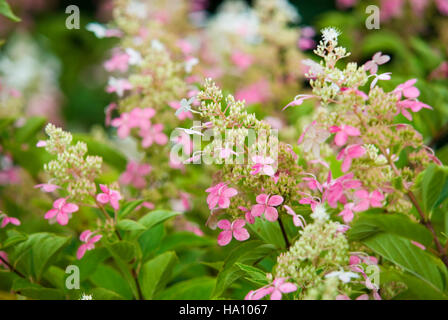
<box><xmin>278</xmin><ymin>217</ymin><xmax>290</xmax><ymax>249</ymax></box>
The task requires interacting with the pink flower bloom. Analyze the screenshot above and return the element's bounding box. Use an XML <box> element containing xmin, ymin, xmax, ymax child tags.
<box><xmin>338</xmin><ymin>203</ymin><xmax>356</xmax><ymax>223</ymax></box>
<box><xmin>394</xmin><ymin>79</ymin><xmax>420</xmax><ymax>99</ymax></box>
<box><xmin>283</xmin><ymin>94</ymin><xmax>314</xmax><ymax>110</ymax></box>
<box><xmin>329</xmin><ymin>125</ymin><xmax>360</xmax><ymax>146</ymax></box>
<box><xmin>251</xmin><ymin>194</ymin><xmax>284</xmax><ymax>222</ymax></box>
<box><xmin>411</xmin><ymin>240</ymin><xmax>426</xmax><ymax>250</ymax></box>
<box><xmin>104</xmin><ymin>51</ymin><xmax>130</xmax><ymax>72</ymax></box>
<box><xmin>336</xmin><ymin>144</ymin><xmax>366</xmax><ymax>172</ymax></box>
<box><xmin>284</xmin><ymin>205</ymin><xmax>306</xmax><ymax>228</ymax></box>
<box><xmin>353</xmin><ymin>189</ymin><xmax>384</xmax><ymax>212</ymax></box>
<box><xmin>299</xmin><ymin>197</ymin><xmax>320</xmax><ymax>211</ymax></box>
<box><xmin>120</xmin><ymin>161</ymin><xmax>151</xmax><ymax>189</ymax></box>
<box><xmin>106</xmin><ymin>77</ymin><xmax>132</xmax><ymax>97</ymax></box>
<box><xmin>217</xmin><ymin>219</ymin><xmax>250</xmax><ymax>246</ymax></box>
<box><xmin>76</xmin><ymin>230</ymin><xmax>102</xmax><ymax>260</ymax></box>
<box><xmin>250</xmin><ymin>155</ymin><xmax>276</xmax><ymax>176</ymax></box>
<box><xmin>396</xmin><ymin>99</ymin><xmax>432</xmax><ymax>121</ymax></box>
<box><xmin>324</xmin><ymin>172</ymin><xmax>362</xmax><ymax>208</ymax></box>
<box><xmin>44</xmin><ymin>198</ymin><xmax>79</xmax><ymax>226</ymax></box>
<box><xmin>177</xmin><ymin>39</ymin><xmax>194</xmax><ymax>55</ymax></box>
<box><xmin>298</xmin><ymin>37</ymin><xmax>316</xmax><ymax>51</ymax></box>
<box><xmin>1</xmin><ymin>214</ymin><xmax>21</xmax><ymax>228</ymax></box>
<box><xmin>239</xmin><ymin>206</ymin><xmax>255</xmax><ymax>224</ymax></box>
<box><xmin>231</xmin><ymin>50</ymin><xmax>253</xmax><ymax>70</ymax></box>
<box><xmin>34</xmin><ymin>183</ymin><xmax>60</xmax><ymax>193</ymax></box>
<box><xmin>436</xmin><ymin>0</ymin><xmax>448</xmax><ymax>15</ymax></box>
<box><xmin>364</xmin><ymin>52</ymin><xmax>390</xmax><ymax>74</ymax></box>
<box><xmin>140</xmin><ymin>123</ymin><xmax>168</xmax><ymax>148</ymax></box>
<box><xmin>0</xmin><ymin>251</ymin><xmax>9</xmax><ymax>269</ymax></box>
<box><xmin>340</xmin><ymin>87</ymin><xmax>369</xmax><ymax>100</ymax></box>
<box><xmin>96</xmin><ymin>184</ymin><xmax>122</xmax><ymax>210</ymax></box>
<box><xmin>245</xmin><ymin>278</ymin><xmax>297</xmax><ymax>300</ymax></box>
<box><xmin>206</xmin><ymin>183</ymin><xmax>238</xmax><ymax>210</ymax></box>
<box><xmin>111</xmin><ymin>113</ymin><xmax>135</xmax><ymax>139</ymax></box>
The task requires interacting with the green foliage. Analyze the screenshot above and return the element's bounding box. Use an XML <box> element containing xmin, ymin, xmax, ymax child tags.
<box><xmin>0</xmin><ymin>0</ymin><xmax>20</xmax><ymax>22</ymax></box>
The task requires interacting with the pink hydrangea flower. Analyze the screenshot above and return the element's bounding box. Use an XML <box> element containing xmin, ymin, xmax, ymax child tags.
<box><xmin>168</xmin><ymin>101</ymin><xmax>193</xmax><ymax>120</ymax></box>
<box><xmin>111</xmin><ymin>107</ymin><xmax>155</xmax><ymax>139</ymax></box>
<box><xmin>353</xmin><ymin>189</ymin><xmax>384</xmax><ymax>211</ymax></box>
<box><xmin>284</xmin><ymin>205</ymin><xmax>306</xmax><ymax>228</ymax></box>
<box><xmin>96</xmin><ymin>184</ymin><xmax>122</xmax><ymax>210</ymax></box>
<box><xmin>106</xmin><ymin>77</ymin><xmax>132</xmax><ymax>97</ymax></box>
<box><xmin>250</xmin><ymin>155</ymin><xmax>276</xmax><ymax>176</ymax></box>
<box><xmin>329</xmin><ymin>125</ymin><xmax>360</xmax><ymax>146</ymax></box>
<box><xmin>120</xmin><ymin>161</ymin><xmax>152</xmax><ymax>189</ymax></box>
<box><xmin>251</xmin><ymin>194</ymin><xmax>284</xmax><ymax>222</ymax></box>
<box><xmin>283</xmin><ymin>94</ymin><xmax>314</xmax><ymax>110</ymax></box>
<box><xmin>396</xmin><ymin>99</ymin><xmax>432</xmax><ymax>121</ymax></box>
<box><xmin>336</xmin><ymin>144</ymin><xmax>366</xmax><ymax>172</ymax></box>
<box><xmin>394</xmin><ymin>79</ymin><xmax>420</xmax><ymax>99</ymax></box>
<box><xmin>338</xmin><ymin>202</ymin><xmax>356</xmax><ymax>223</ymax></box>
<box><xmin>231</xmin><ymin>50</ymin><xmax>253</xmax><ymax>70</ymax></box>
<box><xmin>44</xmin><ymin>198</ymin><xmax>79</xmax><ymax>226</ymax></box>
<box><xmin>217</xmin><ymin>219</ymin><xmax>250</xmax><ymax>246</ymax></box>
<box><xmin>140</xmin><ymin>123</ymin><xmax>168</xmax><ymax>148</ymax></box>
<box><xmin>34</xmin><ymin>183</ymin><xmax>60</xmax><ymax>193</ymax></box>
<box><xmin>364</xmin><ymin>52</ymin><xmax>390</xmax><ymax>74</ymax></box>
<box><xmin>245</xmin><ymin>278</ymin><xmax>297</xmax><ymax>300</ymax></box>
<box><xmin>206</xmin><ymin>183</ymin><xmax>238</xmax><ymax>210</ymax></box>
<box><xmin>1</xmin><ymin>214</ymin><xmax>21</xmax><ymax>228</ymax></box>
<box><xmin>76</xmin><ymin>230</ymin><xmax>102</xmax><ymax>260</ymax></box>
<box><xmin>239</xmin><ymin>206</ymin><xmax>255</xmax><ymax>224</ymax></box>
<box><xmin>104</xmin><ymin>51</ymin><xmax>130</xmax><ymax>72</ymax></box>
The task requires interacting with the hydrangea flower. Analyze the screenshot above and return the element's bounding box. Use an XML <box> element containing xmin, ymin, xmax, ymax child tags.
<box><xmin>250</xmin><ymin>155</ymin><xmax>276</xmax><ymax>176</ymax></box>
<box><xmin>44</xmin><ymin>198</ymin><xmax>79</xmax><ymax>226</ymax></box>
<box><xmin>353</xmin><ymin>189</ymin><xmax>384</xmax><ymax>211</ymax></box>
<box><xmin>251</xmin><ymin>194</ymin><xmax>284</xmax><ymax>222</ymax></box>
<box><xmin>336</xmin><ymin>144</ymin><xmax>366</xmax><ymax>172</ymax></box>
<box><xmin>120</xmin><ymin>161</ymin><xmax>152</xmax><ymax>189</ymax></box>
<box><xmin>206</xmin><ymin>183</ymin><xmax>238</xmax><ymax>210</ymax></box>
<box><xmin>329</xmin><ymin>125</ymin><xmax>360</xmax><ymax>146</ymax></box>
<box><xmin>217</xmin><ymin>219</ymin><xmax>250</xmax><ymax>246</ymax></box>
<box><xmin>1</xmin><ymin>214</ymin><xmax>21</xmax><ymax>228</ymax></box>
<box><xmin>245</xmin><ymin>278</ymin><xmax>297</xmax><ymax>300</ymax></box>
<box><xmin>96</xmin><ymin>184</ymin><xmax>122</xmax><ymax>210</ymax></box>
<box><xmin>76</xmin><ymin>230</ymin><xmax>102</xmax><ymax>260</ymax></box>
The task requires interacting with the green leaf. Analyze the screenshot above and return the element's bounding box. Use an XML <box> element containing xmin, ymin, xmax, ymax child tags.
<box><xmin>116</xmin><ymin>219</ymin><xmax>146</xmax><ymax>232</ymax></box>
<box><xmin>413</xmin><ymin>164</ymin><xmax>448</xmax><ymax>215</ymax></box>
<box><xmin>138</xmin><ymin>251</ymin><xmax>178</xmax><ymax>299</ymax></box>
<box><xmin>1</xmin><ymin>229</ymin><xmax>27</xmax><ymax>250</ymax></box>
<box><xmin>381</xmin><ymin>267</ymin><xmax>448</xmax><ymax>300</ymax></box>
<box><xmin>138</xmin><ymin>224</ymin><xmax>165</xmax><ymax>261</ymax></box>
<box><xmin>348</xmin><ymin>211</ymin><xmax>433</xmax><ymax>247</ymax></box>
<box><xmin>90</xmin><ymin>264</ymin><xmax>134</xmax><ymax>299</ymax></box>
<box><xmin>74</xmin><ymin>247</ymin><xmax>110</xmax><ymax>282</ymax></box>
<box><xmin>90</xmin><ymin>287</ymin><xmax>125</xmax><ymax>300</ymax></box>
<box><xmin>118</xmin><ymin>200</ymin><xmax>144</xmax><ymax>219</ymax></box>
<box><xmin>156</xmin><ymin>277</ymin><xmax>216</xmax><ymax>300</ymax></box>
<box><xmin>364</xmin><ymin>233</ymin><xmax>448</xmax><ymax>292</ymax></box>
<box><xmin>15</xmin><ymin>117</ymin><xmax>46</xmax><ymax>143</ymax></box>
<box><xmin>0</xmin><ymin>0</ymin><xmax>20</xmax><ymax>22</ymax></box>
<box><xmin>248</xmin><ymin>217</ymin><xmax>286</xmax><ymax>249</ymax></box>
<box><xmin>11</xmin><ymin>232</ymin><xmax>70</xmax><ymax>281</ymax></box>
<box><xmin>235</xmin><ymin>263</ymin><xmax>268</xmax><ymax>286</ymax></box>
<box><xmin>157</xmin><ymin>232</ymin><xmax>215</xmax><ymax>253</ymax></box>
<box><xmin>138</xmin><ymin>210</ymin><xmax>182</xmax><ymax>230</ymax></box>
<box><xmin>107</xmin><ymin>240</ymin><xmax>137</xmax><ymax>262</ymax></box>
<box><xmin>12</xmin><ymin>278</ymin><xmax>65</xmax><ymax>300</ymax></box>
<box><xmin>212</xmin><ymin>241</ymin><xmax>275</xmax><ymax>298</ymax></box>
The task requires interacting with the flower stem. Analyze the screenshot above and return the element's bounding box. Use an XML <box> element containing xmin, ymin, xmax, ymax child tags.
<box><xmin>278</xmin><ymin>217</ymin><xmax>290</xmax><ymax>249</ymax></box>
<box><xmin>0</xmin><ymin>255</ymin><xmax>26</xmax><ymax>279</ymax></box>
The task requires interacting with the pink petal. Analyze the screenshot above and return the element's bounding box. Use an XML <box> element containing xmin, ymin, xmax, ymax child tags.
<box><xmin>255</xmin><ymin>194</ymin><xmax>269</xmax><ymax>204</ymax></box>
<box><xmin>57</xmin><ymin>213</ymin><xmax>69</xmax><ymax>226</ymax></box>
<box><xmin>264</xmin><ymin>206</ymin><xmax>279</xmax><ymax>222</ymax></box>
<box><xmin>270</xmin><ymin>289</ymin><xmax>282</xmax><ymax>300</ymax></box>
<box><xmin>233</xmin><ymin>227</ymin><xmax>250</xmax><ymax>241</ymax></box>
<box><xmin>76</xmin><ymin>244</ymin><xmax>88</xmax><ymax>260</ymax></box>
<box><xmin>217</xmin><ymin>219</ymin><xmax>231</xmax><ymax>230</ymax></box>
<box><xmin>341</xmin><ymin>157</ymin><xmax>352</xmax><ymax>172</ymax></box>
<box><xmin>217</xmin><ymin>230</ymin><xmax>233</xmax><ymax>246</ymax></box>
<box><xmin>267</xmin><ymin>195</ymin><xmax>284</xmax><ymax>206</ymax></box>
<box><xmin>96</xmin><ymin>193</ymin><xmax>110</xmax><ymax>204</ymax></box>
<box><xmin>251</xmin><ymin>204</ymin><xmax>266</xmax><ymax>217</ymax></box>
<box><xmin>80</xmin><ymin>230</ymin><xmax>92</xmax><ymax>242</ymax></box>
<box><xmin>232</xmin><ymin>219</ymin><xmax>246</xmax><ymax>229</ymax></box>
<box><xmin>99</xmin><ymin>184</ymin><xmax>109</xmax><ymax>194</ymax></box>
<box><xmin>334</xmin><ymin>131</ymin><xmax>347</xmax><ymax>146</ymax></box>
<box><xmin>44</xmin><ymin>209</ymin><xmax>58</xmax><ymax>219</ymax></box>
<box><xmin>62</xmin><ymin>203</ymin><xmax>79</xmax><ymax>214</ymax></box>
<box><xmin>279</xmin><ymin>283</ymin><xmax>297</xmax><ymax>293</ymax></box>
<box><xmin>9</xmin><ymin>217</ymin><xmax>20</xmax><ymax>226</ymax></box>
<box><xmin>222</xmin><ymin>187</ymin><xmax>238</xmax><ymax>198</ymax></box>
